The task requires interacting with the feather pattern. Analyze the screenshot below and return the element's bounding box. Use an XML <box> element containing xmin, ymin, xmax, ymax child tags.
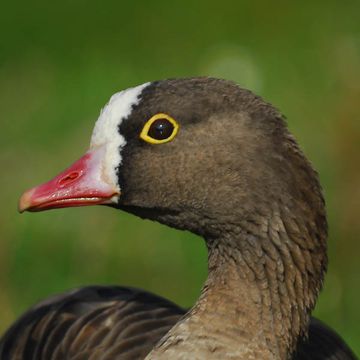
<box><xmin>0</xmin><ymin>286</ymin><xmax>183</xmax><ymax>360</ymax></box>
<box><xmin>0</xmin><ymin>286</ymin><xmax>356</xmax><ymax>359</ymax></box>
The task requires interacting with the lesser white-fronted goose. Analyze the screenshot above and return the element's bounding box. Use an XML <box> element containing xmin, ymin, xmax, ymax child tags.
<box><xmin>0</xmin><ymin>78</ymin><xmax>356</xmax><ymax>359</ymax></box>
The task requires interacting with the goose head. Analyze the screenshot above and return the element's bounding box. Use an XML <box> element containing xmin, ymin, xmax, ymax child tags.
<box><xmin>19</xmin><ymin>78</ymin><xmax>326</xmax><ymax>238</ymax></box>
<box><xmin>18</xmin><ymin>77</ymin><xmax>328</xmax><ymax>356</ymax></box>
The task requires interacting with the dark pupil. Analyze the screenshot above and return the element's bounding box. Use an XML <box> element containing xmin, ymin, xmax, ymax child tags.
<box><xmin>148</xmin><ymin>119</ymin><xmax>174</xmax><ymax>140</ymax></box>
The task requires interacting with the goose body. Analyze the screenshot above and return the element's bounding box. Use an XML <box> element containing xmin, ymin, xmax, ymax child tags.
<box><xmin>0</xmin><ymin>287</ymin><xmax>355</xmax><ymax>360</ymax></box>
<box><xmin>1</xmin><ymin>78</ymin><xmax>356</xmax><ymax>359</ymax></box>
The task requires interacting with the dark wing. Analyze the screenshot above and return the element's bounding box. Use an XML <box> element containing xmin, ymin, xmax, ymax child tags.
<box><xmin>294</xmin><ymin>317</ymin><xmax>358</xmax><ymax>360</ymax></box>
<box><xmin>0</xmin><ymin>286</ymin><xmax>185</xmax><ymax>360</ymax></box>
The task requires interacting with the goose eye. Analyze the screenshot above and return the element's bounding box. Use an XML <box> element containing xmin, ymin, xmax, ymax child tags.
<box><xmin>140</xmin><ymin>113</ymin><xmax>179</xmax><ymax>144</ymax></box>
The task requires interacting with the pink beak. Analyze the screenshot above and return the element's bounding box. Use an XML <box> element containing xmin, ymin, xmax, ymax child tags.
<box><xmin>18</xmin><ymin>146</ymin><xmax>120</xmax><ymax>213</ymax></box>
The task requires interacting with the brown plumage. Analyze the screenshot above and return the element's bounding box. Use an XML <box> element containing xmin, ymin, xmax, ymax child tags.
<box><xmin>1</xmin><ymin>78</ymin><xmax>356</xmax><ymax>359</ymax></box>
<box><xmin>0</xmin><ymin>287</ymin><xmax>184</xmax><ymax>360</ymax></box>
<box><xmin>0</xmin><ymin>287</ymin><xmax>355</xmax><ymax>359</ymax></box>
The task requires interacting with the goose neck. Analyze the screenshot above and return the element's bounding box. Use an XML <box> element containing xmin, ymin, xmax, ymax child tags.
<box><xmin>147</xmin><ymin>209</ymin><xmax>327</xmax><ymax>359</ymax></box>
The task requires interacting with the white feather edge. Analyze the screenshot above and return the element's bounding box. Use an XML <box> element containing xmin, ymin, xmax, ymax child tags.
<box><xmin>90</xmin><ymin>82</ymin><xmax>151</xmax><ymax>190</ymax></box>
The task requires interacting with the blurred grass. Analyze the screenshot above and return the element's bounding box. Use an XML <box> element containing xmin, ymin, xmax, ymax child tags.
<box><xmin>0</xmin><ymin>0</ymin><xmax>359</xmax><ymax>355</ymax></box>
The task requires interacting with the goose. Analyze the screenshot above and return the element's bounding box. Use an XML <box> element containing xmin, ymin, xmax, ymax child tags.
<box><xmin>0</xmin><ymin>78</ymin><xmax>356</xmax><ymax>359</ymax></box>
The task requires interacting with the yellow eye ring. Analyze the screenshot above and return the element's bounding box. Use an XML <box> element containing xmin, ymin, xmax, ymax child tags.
<box><xmin>140</xmin><ymin>113</ymin><xmax>179</xmax><ymax>144</ymax></box>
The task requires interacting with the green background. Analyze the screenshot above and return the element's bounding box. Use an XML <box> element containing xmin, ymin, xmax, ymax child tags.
<box><xmin>0</xmin><ymin>0</ymin><xmax>359</xmax><ymax>355</ymax></box>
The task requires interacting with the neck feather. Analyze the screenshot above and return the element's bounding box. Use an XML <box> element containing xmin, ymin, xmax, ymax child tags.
<box><xmin>146</xmin><ymin>202</ymin><xmax>327</xmax><ymax>360</ymax></box>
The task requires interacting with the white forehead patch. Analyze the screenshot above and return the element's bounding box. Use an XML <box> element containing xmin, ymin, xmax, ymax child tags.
<box><xmin>90</xmin><ymin>82</ymin><xmax>151</xmax><ymax>189</ymax></box>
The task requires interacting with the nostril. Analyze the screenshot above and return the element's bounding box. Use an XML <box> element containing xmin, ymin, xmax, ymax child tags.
<box><xmin>58</xmin><ymin>171</ymin><xmax>80</xmax><ymax>186</ymax></box>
